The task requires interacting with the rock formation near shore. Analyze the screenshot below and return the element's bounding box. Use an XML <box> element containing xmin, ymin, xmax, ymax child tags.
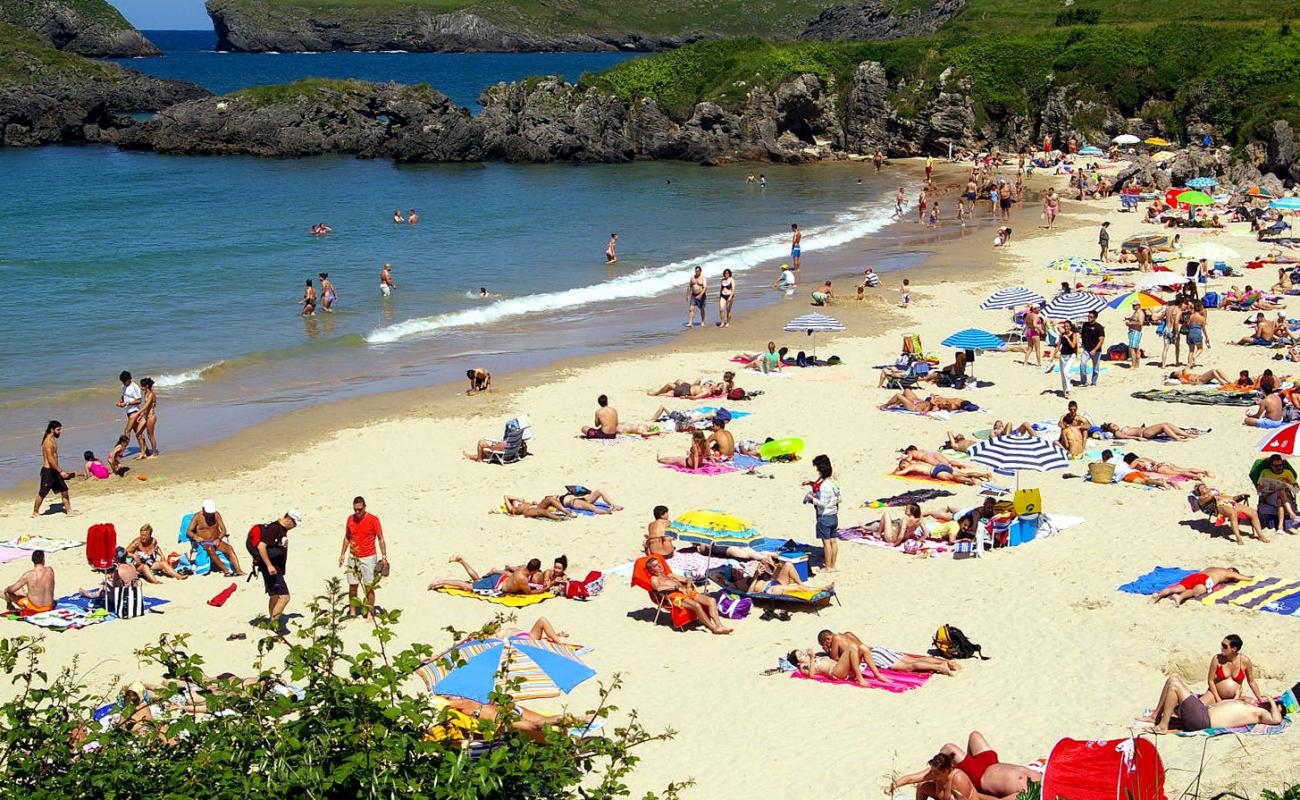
<box><xmin>0</xmin><ymin>0</ymin><xmax>160</xmax><ymax>57</ymax></box>
<box><xmin>800</xmin><ymin>0</ymin><xmax>966</xmax><ymax>42</ymax></box>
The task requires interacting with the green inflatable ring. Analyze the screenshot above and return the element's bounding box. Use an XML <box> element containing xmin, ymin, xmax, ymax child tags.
<box><xmin>760</xmin><ymin>437</ymin><xmax>805</xmax><ymax>460</ymax></box>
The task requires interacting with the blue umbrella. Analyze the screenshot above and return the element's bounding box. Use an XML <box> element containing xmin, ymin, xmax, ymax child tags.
<box><xmin>941</xmin><ymin>328</ymin><xmax>1006</xmax><ymax>350</ymax></box>
<box><xmin>1185</xmin><ymin>177</ymin><xmax>1217</xmax><ymax>189</ymax></box>
<box><xmin>1078</xmin><ymin>146</ymin><xmax>1103</xmax><ymax>156</ymax></box>
<box><xmin>418</xmin><ymin>637</ymin><xmax>595</xmax><ymax>704</ymax></box>
<box><xmin>1270</xmin><ymin>198</ymin><xmax>1300</xmax><ymax>211</ymax></box>
<box><xmin>980</xmin><ymin>287</ymin><xmax>1044</xmax><ymax>310</ymax></box>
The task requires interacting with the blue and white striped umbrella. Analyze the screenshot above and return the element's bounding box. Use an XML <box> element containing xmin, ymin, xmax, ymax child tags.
<box><xmin>941</xmin><ymin>328</ymin><xmax>1006</xmax><ymax>350</ymax></box>
<box><xmin>980</xmin><ymin>287</ymin><xmax>1044</xmax><ymax>310</ymax></box>
<box><xmin>1042</xmin><ymin>291</ymin><xmax>1108</xmax><ymax>321</ymax></box>
<box><xmin>1185</xmin><ymin>177</ymin><xmax>1218</xmax><ymax>189</ymax></box>
<box><xmin>968</xmin><ymin>433</ymin><xmax>1069</xmax><ymax>475</ymax></box>
<box><xmin>783</xmin><ymin>313</ymin><xmax>845</xmax><ymax>333</ymax></box>
<box><xmin>1270</xmin><ymin>198</ymin><xmax>1300</xmax><ymax>211</ymax></box>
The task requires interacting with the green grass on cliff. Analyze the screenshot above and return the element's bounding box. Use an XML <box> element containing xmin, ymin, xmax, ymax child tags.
<box><xmin>582</xmin><ymin>21</ymin><xmax>1300</xmax><ymax>147</ymax></box>
<box><xmin>0</xmin><ymin>0</ymin><xmax>137</xmax><ymax>28</ymax></box>
<box><xmin>233</xmin><ymin>77</ymin><xmax>371</xmax><ymax>106</ymax></box>
<box><xmin>0</xmin><ymin>21</ymin><xmax>117</xmax><ymax>83</ymax></box>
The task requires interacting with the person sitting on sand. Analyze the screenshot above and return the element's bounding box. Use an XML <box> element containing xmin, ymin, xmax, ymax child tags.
<box><xmin>938</xmin><ymin>731</ymin><xmax>1042</xmax><ymax>799</ymax></box>
<box><xmin>888</xmin><ymin>752</ymin><xmax>983</xmax><ymax>800</ymax></box>
<box><xmin>427</xmin><ymin>555</ymin><xmax>547</xmax><ymax>595</ymax></box>
<box><xmin>819</xmin><ymin>629</ymin><xmax>958</xmax><ymax>676</ymax></box>
<box><xmin>1235</xmin><ymin>314</ymin><xmax>1286</xmax><ymax>345</ymax></box>
<box><xmin>4</xmin><ymin>550</ymin><xmax>54</xmax><ymax>614</ymax></box>
<box><xmin>1101</xmin><ymin>422</ymin><xmax>1197</xmax><ymax>441</ymax></box>
<box><xmin>647</xmin><ymin>372</ymin><xmax>735</xmax><ymax>400</ymax></box>
<box><xmin>644</xmin><ymin>505</ymin><xmax>675</xmax><ymax>558</ymax></box>
<box><xmin>557</xmin><ymin>487</ymin><xmax>622</xmax><ymax>515</ymax></box>
<box><xmin>705</xmin><ymin>411</ymin><xmax>735</xmax><ymax>461</ymax></box>
<box><xmin>1198</xmin><ymin>633</ymin><xmax>1266</xmax><ymax>706</ymax></box>
<box><xmin>811</xmin><ymin>281</ymin><xmax>834</xmax><ymax>306</ymax></box>
<box><xmin>1191</xmin><ymin>483</ymin><xmax>1270</xmax><ymax>545</ymax></box>
<box><xmin>580</xmin><ymin>394</ymin><xmax>619</xmax><ymax>439</ymax></box>
<box><xmin>657</xmin><ymin>430</ymin><xmax>708</xmax><ymax>469</ymax></box>
<box><xmin>788</xmin><ymin>646</ymin><xmax>874</xmax><ymax>687</ymax></box>
<box><xmin>736</xmin><ymin>343</ymin><xmax>788</xmax><ymax>373</ymax></box>
<box><xmin>1143</xmin><ymin>675</ymin><xmax>1283</xmax><ymax>733</ymax></box>
<box><xmin>126</xmin><ymin>524</ymin><xmax>187</xmax><ymax>583</ymax></box>
<box><xmin>1244</xmin><ymin>387</ymin><xmax>1286</xmax><ymax>428</ymax></box>
<box><xmin>879</xmin><ymin>387</ymin><xmax>973</xmax><ymax>414</ymax></box>
<box><xmin>502</xmin><ymin>495</ymin><xmax>572</xmax><ymax>521</ymax></box>
<box><xmin>644</xmin><ymin>556</ymin><xmax>732</xmax><ymax>634</ymax></box>
<box><xmin>466</xmin><ymin>368</ymin><xmax>491</xmax><ymax>394</ymax></box>
<box><xmin>1169</xmin><ymin>368</ymin><xmax>1232</xmax><ymax>385</ymax></box>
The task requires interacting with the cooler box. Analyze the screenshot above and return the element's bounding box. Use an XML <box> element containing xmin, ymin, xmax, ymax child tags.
<box><xmin>778</xmin><ymin>551</ymin><xmax>809</xmax><ymax>581</ymax></box>
<box><xmin>1008</xmin><ymin>514</ymin><xmax>1040</xmax><ymax>547</ymax></box>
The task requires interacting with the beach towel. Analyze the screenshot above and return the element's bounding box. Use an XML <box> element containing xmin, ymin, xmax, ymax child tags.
<box><xmin>53</xmin><ymin>593</ymin><xmax>170</xmax><ymax>614</ymax></box>
<box><xmin>661</xmin><ymin>462</ymin><xmax>739</xmax><ymax>476</ymax></box>
<box><xmin>1117</xmin><ymin>567</ymin><xmax>1196</xmax><ymax>595</ymax></box>
<box><xmin>8</xmin><ymin>607</ymin><xmax>111</xmax><ymax>630</ymax></box>
<box><xmin>883</xmin><ymin>407</ymin><xmax>972</xmax><ymax>421</ymax></box>
<box><xmin>865</xmin><ymin>488</ymin><xmax>956</xmax><ymax>507</ymax></box>
<box><xmin>791</xmin><ymin>668</ymin><xmax>930</xmax><ymax>693</ymax></box>
<box><xmin>889</xmin><ymin>472</ymin><xmax>975</xmax><ymax>486</ymax></box>
<box><xmin>694</xmin><ymin>407</ymin><xmax>751</xmax><ymax>419</ymax></box>
<box><xmin>1201</xmin><ymin>577</ymin><xmax>1300</xmax><ymax>616</ymax></box>
<box><xmin>431</xmin><ymin>586</ymin><xmax>555</xmax><ymax>607</ymax></box>
<box><xmin>0</xmin><ymin>546</ymin><xmax>34</xmax><ymax>565</ymax></box>
<box><xmin>567</xmin><ymin>502</ymin><xmax>613</xmax><ymax>517</ymax></box>
<box><xmin>730</xmin><ymin>454</ymin><xmax>765</xmax><ymax>470</ymax></box>
<box><xmin>1131</xmin><ymin>389</ymin><xmax>1257</xmax><ymax>406</ymax></box>
<box><xmin>1176</xmin><ymin>717</ymin><xmax>1291</xmax><ymax>737</ymax></box>
<box><xmin>0</xmin><ymin>536</ymin><xmax>81</xmax><ymax>552</ymax></box>
<box><xmin>574</xmin><ymin>434</ymin><xmax>646</xmax><ymax>444</ymax></box>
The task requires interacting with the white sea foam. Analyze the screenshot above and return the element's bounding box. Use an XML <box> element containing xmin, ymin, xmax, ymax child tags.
<box><xmin>152</xmin><ymin>361</ymin><xmax>224</xmax><ymax>389</ymax></box>
<box><xmin>365</xmin><ymin>202</ymin><xmax>895</xmax><ymax>345</ymax></box>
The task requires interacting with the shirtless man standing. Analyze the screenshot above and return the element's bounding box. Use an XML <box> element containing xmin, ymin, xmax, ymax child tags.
<box><xmin>790</xmin><ymin>223</ymin><xmax>802</xmax><ymax>269</ymax></box>
<box><xmin>4</xmin><ymin>550</ymin><xmax>54</xmax><ymax>614</ymax></box>
<box><xmin>964</xmin><ymin>177</ymin><xmax>978</xmax><ymax>218</ymax></box>
<box><xmin>706</xmin><ymin>412</ymin><xmax>735</xmax><ymax>461</ymax></box>
<box><xmin>581</xmin><ymin>394</ymin><xmax>619</xmax><ymax>439</ymax></box>
<box><xmin>187</xmin><ymin>500</ymin><xmax>244</xmax><ymax>576</ymax></box>
<box><xmin>1159</xmin><ymin>297</ymin><xmax>1184</xmax><ymax>368</ymax></box>
<box><xmin>686</xmin><ymin>266</ymin><xmax>707</xmax><ymax>327</ymax></box>
<box><xmin>605</xmin><ymin>233</ymin><xmax>618</xmax><ymax>263</ymax></box>
<box><xmin>894</xmin><ymin>186</ymin><xmax>906</xmax><ymax>219</ymax></box>
<box><xmin>643</xmin><ymin>505</ymin><xmax>675</xmax><ymax>557</ymax></box>
<box><xmin>380</xmin><ymin>263</ymin><xmax>395</xmax><ymax>296</ymax></box>
<box><xmin>33</xmin><ymin>421</ymin><xmax>74</xmax><ymax>517</ymax></box>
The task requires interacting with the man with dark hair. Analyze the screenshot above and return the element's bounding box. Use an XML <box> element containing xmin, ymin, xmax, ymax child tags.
<box><xmin>5</xmin><ymin>550</ymin><xmax>54</xmax><ymax>613</ymax></box>
<box><xmin>644</xmin><ymin>506</ymin><xmax>674</xmax><ymax>557</ymax></box>
<box><xmin>582</xmin><ymin>394</ymin><xmax>619</xmax><ymax>439</ymax></box>
<box><xmin>33</xmin><ymin>421</ymin><xmax>73</xmax><ymax>517</ymax></box>
<box><xmin>249</xmin><ymin>510</ymin><xmax>300</xmax><ymax>632</ymax></box>
<box><xmin>116</xmin><ymin>370</ymin><xmax>145</xmax><ymax>452</ymax></box>
<box><xmin>339</xmin><ymin>496</ymin><xmax>387</xmax><ymax>622</ymax></box>
<box><xmin>427</xmin><ymin>556</ymin><xmax>545</xmax><ymax>596</ymax></box>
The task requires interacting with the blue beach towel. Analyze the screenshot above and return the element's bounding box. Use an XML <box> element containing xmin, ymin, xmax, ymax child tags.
<box><xmin>695</xmin><ymin>407</ymin><xmax>751</xmax><ymax>419</ymax></box>
<box><xmin>568</xmin><ymin>502</ymin><xmax>613</xmax><ymax>517</ymax></box>
<box><xmin>731</xmin><ymin>454</ymin><xmax>764</xmax><ymax>470</ymax></box>
<box><xmin>1118</xmin><ymin>567</ymin><xmax>1195</xmax><ymax>595</ymax></box>
<box><xmin>55</xmin><ymin>594</ymin><xmax>170</xmax><ymax>614</ymax></box>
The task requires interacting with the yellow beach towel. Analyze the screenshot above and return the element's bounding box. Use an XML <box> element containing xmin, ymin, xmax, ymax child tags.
<box><xmin>432</xmin><ymin>587</ymin><xmax>554</xmax><ymax>607</ymax></box>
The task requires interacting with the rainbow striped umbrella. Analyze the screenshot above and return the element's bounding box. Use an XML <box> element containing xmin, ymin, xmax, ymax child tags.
<box><xmin>668</xmin><ymin>509</ymin><xmax>760</xmax><ymax>547</ymax></box>
<box><xmin>416</xmin><ymin>637</ymin><xmax>595</xmax><ymax>704</ymax></box>
<box><xmin>1106</xmin><ymin>291</ymin><xmax>1165</xmax><ymax>310</ymax></box>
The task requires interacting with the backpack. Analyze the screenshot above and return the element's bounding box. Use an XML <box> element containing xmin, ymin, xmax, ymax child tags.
<box><xmin>87</xmin><ymin>523</ymin><xmax>117</xmax><ymax>571</ymax></box>
<box><xmin>933</xmin><ymin>624</ymin><xmax>988</xmax><ymax>660</ymax></box>
<box><xmin>1106</xmin><ymin>344</ymin><xmax>1128</xmax><ymax>361</ymax></box>
<box><xmin>1202</xmin><ymin>291</ymin><xmax>1219</xmax><ymax>309</ymax></box>
<box><xmin>245</xmin><ymin>523</ymin><xmax>264</xmax><ymax>552</ymax></box>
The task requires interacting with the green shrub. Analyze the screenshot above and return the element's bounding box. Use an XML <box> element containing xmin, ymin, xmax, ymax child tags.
<box><xmin>1054</xmin><ymin>8</ymin><xmax>1101</xmax><ymax>26</ymax></box>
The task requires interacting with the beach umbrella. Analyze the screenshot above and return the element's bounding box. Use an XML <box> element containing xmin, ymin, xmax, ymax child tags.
<box><xmin>968</xmin><ymin>433</ymin><xmax>1069</xmax><ymax>476</ymax></box>
<box><xmin>980</xmin><ymin>287</ymin><xmax>1044</xmax><ymax>310</ymax></box>
<box><xmin>667</xmin><ymin>509</ymin><xmax>760</xmax><ymax>547</ymax></box>
<box><xmin>417</xmin><ymin>637</ymin><xmax>595</xmax><ymax>704</ymax></box>
<box><xmin>1151</xmin><ymin>151</ymin><xmax>1178</xmax><ymax>162</ymax></box>
<box><xmin>1144</xmin><ymin>137</ymin><xmax>1170</xmax><ymax>146</ymax></box>
<box><xmin>1270</xmin><ymin>198</ymin><xmax>1300</xmax><ymax>211</ymax></box>
<box><xmin>1121</xmin><ymin>232</ymin><xmax>1170</xmax><ymax>252</ymax></box>
<box><xmin>1256</xmin><ymin>423</ymin><xmax>1300</xmax><ymax>456</ymax></box>
<box><xmin>1112</xmin><ymin>134</ymin><xmax>1141</xmax><ymax>145</ymax></box>
<box><xmin>1246</xmin><ymin>186</ymin><xmax>1276</xmax><ymax>199</ymax></box>
<box><xmin>1106</xmin><ymin>291</ymin><xmax>1165</xmax><ymax>310</ymax></box>
<box><xmin>783</xmin><ymin>312</ymin><xmax>844</xmax><ymax>358</ymax></box>
<box><xmin>1046</xmin><ymin>256</ymin><xmax>1106</xmax><ymax>274</ymax></box>
<box><xmin>1177</xmin><ymin>242</ymin><xmax>1239</xmax><ymax>262</ymax></box>
<box><xmin>1078</xmin><ymin>146</ymin><xmax>1103</xmax><ymax>156</ymax></box>
<box><xmin>940</xmin><ymin>328</ymin><xmax>1006</xmax><ymax>350</ymax></box>
<box><xmin>1042</xmin><ymin>291</ymin><xmax>1108</xmax><ymax>321</ymax></box>
<box><xmin>1176</xmin><ymin>190</ymin><xmax>1214</xmax><ymax>206</ymax></box>
<box><xmin>1185</xmin><ymin>177</ymin><xmax>1218</xmax><ymax>189</ymax></box>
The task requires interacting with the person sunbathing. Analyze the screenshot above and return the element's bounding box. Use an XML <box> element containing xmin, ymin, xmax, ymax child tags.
<box><xmin>644</xmin><ymin>505</ymin><xmax>675</xmax><ymax>558</ymax></box>
<box><xmin>481</xmin><ymin>616</ymin><xmax>570</xmax><ymax>645</ymax></box>
<box><xmin>1199</xmin><ymin>633</ymin><xmax>1265</xmax><ymax>706</ymax></box>
<box><xmin>1144</xmin><ymin>675</ymin><xmax>1283</xmax><ymax>733</ymax></box>
<box><xmin>647</xmin><ymin>372</ymin><xmax>735</xmax><ymax>400</ymax></box>
<box><xmin>1168</xmin><ymin>368</ymin><xmax>1232</xmax><ymax>385</ymax></box>
<box><xmin>1235</xmin><ymin>315</ymin><xmax>1286</xmax><ymax>344</ymax></box>
<box><xmin>644</xmin><ymin>556</ymin><xmax>731</xmax><ymax>634</ymax></box>
<box><xmin>1102</xmin><ymin>451</ymin><xmax>1173</xmax><ymax>489</ymax></box>
<box><xmin>427</xmin><ymin>555</ymin><xmax>548</xmax><ymax>595</ymax></box>
<box><xmin>1101</xmin><ymin>422</ymin><xmax>1197</xmax><ymax>441</ymax></box>
<box><xmin>880</xmin><ymin>388</ymin><xmax>971</xmax><ymax>413</ymax></box>
<box><xmin>888</xmin><ymin>752</ymin><xmax>983</xmax><ymax>800</ymax></box>
<box><xmin>818</xmin><ymin>629</ymin><xmax>958</xmax><ymax>676</ymax></box>
<box><xmin>1125</xmin><ymin>453</ymin><xmax>1211</xmax><ymax>480</ymax></box>
<box><xmin>900</xmin><ymin>446</ymin><xmax>992</xmax><ymax>481</ymax></box>
<box><xmin>434</xmin><ymin>695</ymin><xmax>595</xmax><ymax>744</ymax></box>
<box><xmin>656</xmin><ymin>430</ymin><xmax>708</xmax><ymax>469</ymax></box>
<box><xmin>1151</xmin><ymin>566</ymin><xmax>1253</xmax><ymax>605</ymax></box>
<box><xmin>1244</xmin><ymin>387</ymin><xmax>1285</xmax><ymax>428</ymax></box>
<box><xmin>503</xmin><ymin>495</ymin><xmax>572</xmax><ymax>520</ymax></box>
<box><xmin>557</xmin><ymin>487</ymin><xmax>622</xmax><ymax>514</ymax></box>
<box><xmin>939</xmin><ymin>731</ymin><xmax>1042</xmax><ymax>799</ymax></box>
<box><xmin>1190</xmin><ymin>483</ymin><xmax>1269</xmax><ymax>544</ymax></box>
<box><xmin>1253</xmin><ymin>453</ymin><xmax>1299</xmax><ymax>528</ymax></box>
<box><xmin>746</xmin><ymin>561</ymin><xmax>833</xmax><ymax>596</ymax></box>
<box><xmin>788</xmin><ymin>646</ymin><xmax>873</xmax><ymax>687</ymax></box>
<box><xmin>894</xmin><ymin>456</ymin><xmax>984</xmax><ymax>485</ymax></box>
<box><xmin>946</xmin><ymin>422</ymin><xmax>1034</xmax><ymax>452</ymax></box>
<box><xmin>734</xmin><ymin>344</ymin><xmax>789</xmax><ymax>372</ymax></box>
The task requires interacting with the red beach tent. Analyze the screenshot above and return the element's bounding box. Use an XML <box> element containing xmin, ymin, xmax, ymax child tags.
<box><xmin>1041</xmin><ymin>737</ymin><xmax>1165</xmax><ymax>800</ymax></box>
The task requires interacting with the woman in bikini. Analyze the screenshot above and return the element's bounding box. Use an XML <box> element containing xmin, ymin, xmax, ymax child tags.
<box><xmin>746</xmin><ymin>561</ymin><xmax>833</xmax><ymax>596</ymax></box>
<box><xmin>887</xmin><ymin>752</ymin><xmax>984</xmax><ymax>800</ymax></box>
<box><xmin>788</xmin><ymin>647</ymin><xmax>871</xmax><ymax>687</ymax></box>
<box><xmin>503</xmin><ymin>495</ymin><xmax>572</xmax><ymax>521</ymax></box>
<box><xmin>718</xmin><ymin>269</ymin><xmax>735</xmax><ymax>327</ymax></box>
<box><xmin>557</xmin><ymin>487</ymin><xmax>623</xmax><ymax>514</ymax></box>
<box><xmin>1102</xmin><ymin>421</ymin><xmax>1196</xmax><ymax>441</ymax></box>
<box><xmin>939</xmin><ymin>732</ymin><xmax>1041</xmax><ymax>799</ymax></box>
<box><xmin>1190</xmin><ymin>484</ymin><xmax>1268</xmax><ymax>545</ymax></box>
<box><xmin>657</xmin><ymin>431</ymin><xmax>708</xmax><ymax>469</ymax></box>
<box><xmin>126</xmin><ymin>524</ymin><xmax>186</xmax><ymax>583</ymax></box>
<box><xmin>1127</xmin><ymin>454</ymin><xmax>1212</xmax><ymax>480</ymax></box>
<box><xmin>1201</xmin><ymin>633</ymin><xmax>1265</xmax><ymax>706</ymax></box>
<box><xmin>134</xmin><ymin>377</ymin><xmax>159</xmax><ymax>459</ymax></box>
<box><xmin>300</xmin><ymin>279</ymin><xmax>316</xmax><ymax>317</ymax></box>
<box><xmin>1022</xmin><ymin>306</ymin><xmax>1045</xmax><ymax>366</ymax></box>
<box><xmin>318</xmin><ymin>273</ymin><xmax>337</xmax><ymax>312</ymax></box>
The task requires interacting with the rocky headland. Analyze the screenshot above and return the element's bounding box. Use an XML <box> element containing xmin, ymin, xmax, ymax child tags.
<box><xmin>0</xmin><ymin>0</ymin><xmax>159</xmax><ymax>57</ymax></box>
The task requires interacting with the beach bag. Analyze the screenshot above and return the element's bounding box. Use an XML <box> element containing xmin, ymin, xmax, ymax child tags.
<box><xmin>1106</xmin><ymin>344</ymin><xmax>1128</xmax><ymax>361</ymax></box>
<box><xmin>717</xmin><ymin>594</ymin><xmax>752</xmax><ymax>620</ymax></box>
<box><xmin>104</xmin><ymin>583</ymin><xmax>143</xmax><ymax>619</ymax></box>
<box><xmin>1203</xmin><ymin>291</ymin><xmax>1219</xmax><ymax>309</ymax></box>
<box><xmin>1013</xmin><ymin>488</ymin><xmax>1042</xmax><ymax>515</ymax></box>
<box><xmin>1155</xmin><ymin>319</ymin><xmax>1167</xmax><ymax>336</ymax></box>
<box><xmin>933</xmin><ymin>624</ymin><xmax>988</xmax><ymax>660</ymax></box>
<box><xmin>1088</xmin><ymin>461</ymin><xmax>1116</xmax><ymax>484</ymax></box>
<box><xmin>564</xmin><ymin>570</ymin><xmax>604</xmax><ymax>600</ymax></box>
<box><xmin>87</xmin><ymin>523</ymin><xmax>117</xmax><ymax>571</ymax></box>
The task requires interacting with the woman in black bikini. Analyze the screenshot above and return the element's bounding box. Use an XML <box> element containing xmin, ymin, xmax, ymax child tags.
<box><xmin>126</xmin><ymin>524</ymin><xmax>187</xmax><ymax>583</ymax></box>
<box><xmin>718</xmin><ymin>269</ymin><xmax>736</xmax><ymax>327</ymax></box>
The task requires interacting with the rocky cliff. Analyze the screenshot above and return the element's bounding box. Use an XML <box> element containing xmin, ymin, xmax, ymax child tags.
<box><xmin>0</xmin><ymin>0</ymin><xmax>159</xmax><ymax>57</ymax></box>
<box><xmin>801</xmin><ymin>0</ymin><xmax>966</xmax><ymax>42</ymax></box>
<box><xmin>0</xmin><ymin>23</ymin><xmax>208</xmax><ymax>146</ymax></box>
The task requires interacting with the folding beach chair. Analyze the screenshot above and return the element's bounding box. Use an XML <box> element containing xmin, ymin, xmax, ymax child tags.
<box><xmin>631</xmin><ymin>555</ymin><xmax>696</xmax><ymax>630</ymax></box>
<box><xmin>485</xmin><ymin>421</ymin><xmax>527</xmax><ymax>465</ymax></box>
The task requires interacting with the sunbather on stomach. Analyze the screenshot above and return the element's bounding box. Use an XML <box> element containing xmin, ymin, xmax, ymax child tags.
<box><xmin>938</xmin><ymin>731</ymin><xmax>1041</xmax><ymax>800</ymax></box>
<box><xmin>1102</xmin><ymin>422</ymin><xmax>1196</xmax><ymax>441</ymax></box>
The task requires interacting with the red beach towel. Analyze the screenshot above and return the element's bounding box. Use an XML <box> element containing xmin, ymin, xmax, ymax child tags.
<box><xmin>208</xmin><ymin>583</ymin><xmax>237</xmax><ymax>607</ymax></box>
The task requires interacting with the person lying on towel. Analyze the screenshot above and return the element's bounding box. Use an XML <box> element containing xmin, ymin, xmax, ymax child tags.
<box><xmin>427</xmin><ymin>555</ymin><xmax>548</xmax><ymax>595</ymax></box>
<box><xmin>1150</xmin><ymin>566</ymin><xmax>1252</xmax><ymax>605</ymax></box>
<box><xmin>879</xmin><ymin>387</ymin><xmax>976</xmax><ymax>414</ymax></box>
<box><xmin>893</xmin><ymin>446</ymin><xmax>991</xmax><ymax>486</ymax></box>
<box><xmin>936</xmin><ymin>731</ymin><xmax>1041</xmax><ymax>800</ymax></box>
<box><xmin>1143</xmin><ymin>675</ymin><xmax>1284</xmax><ymax>733</ymax></box>
<box><xmin>819</xmin><ymin>629</ymin><xmax>958</xmax><ymax>676</ymax></box>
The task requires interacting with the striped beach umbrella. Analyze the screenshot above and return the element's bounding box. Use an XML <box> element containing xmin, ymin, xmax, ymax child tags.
<box><xmin>1042</xmin><ymin>291</ymin><xmax>1108</xmax><ymax>321</ymax></box>
<box><xmin>1256</xmin><ymin>423</ymin><xmax>1300</xmax><ymax>456</ymax></box>
<box><xmin>941</xmin><ymin>328</ymin><xmax>1005</xmax><ymax>350</ymax></box>
<box><xmin>1246</xmin><ymin>186</ymin><xmax>1276</xmax><ymax>199</ymax></box>
<box><xmin>1177</xmin><ymin>242</ymin><xmax>1239</xmax><ymax>262</ymax></box>
<box><xmin>1185</xmin><ymin>177</ymin><xmax>1218</xmax><ymax>189</ymax></box>
<box><xmin>1047</xmin><ymin>256</ymin><xmax>1106</xmax><ymax>274</ymax></box>
<box><xmin>1106</xmin><ymin>291</ymin><xmax>1165</xmax><ymax>310</ymax></box>
<box><xmin>783</xmin><ymin>312</ymin><xmax>845</xmax><ymax>358</ymax></box>
<box><xmin>668</xmin><ymin>509</ymin><xmax>760</xmax><ymax>547</ymax></box>
<box><xmin>980</xmin><ymin>287</ymin><xmax>1044</xmax><ymax>310</ymax></box>
<box><xmin>968</xmin><ymin>433</ymin><xmax>1069</xmax><ymax>475</ymax></box>
<box><xmin>416</xmin><ymin>637</ymin><xmax>596</xmax><ymax>704</ymax></box>
<box><xmin>1121</xmin><ymin>232</ymin><xmax>1170</xmax><ymax>252</ymax></box>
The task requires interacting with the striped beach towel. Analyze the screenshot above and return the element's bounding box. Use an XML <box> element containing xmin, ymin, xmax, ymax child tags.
<box><xmin>1200</xmin><ymin>577</ymin><xmax>1300</xmax><ymax>616</ymax></box>
<box><xmin>792</xmin><ymin>667</ymin><xmax>930</xmax><ymax>693</ymax></box>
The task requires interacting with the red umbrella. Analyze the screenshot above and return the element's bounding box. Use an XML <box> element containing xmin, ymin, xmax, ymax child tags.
<box><xmin>1256</xmin><ymin>423</ymin><xmax>1300</xmax><ymax>455</ymax></box>
<box><xmin>1163</xmin><ymin>188</ymin><xmax>1190</xmax><ymax>209</ymax></box>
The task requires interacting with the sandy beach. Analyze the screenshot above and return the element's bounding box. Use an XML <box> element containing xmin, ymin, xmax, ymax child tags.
<box><xmin>4</xmin><ymin>158</ymin><xmax>1299</xmax><ymax>797</ymax></box>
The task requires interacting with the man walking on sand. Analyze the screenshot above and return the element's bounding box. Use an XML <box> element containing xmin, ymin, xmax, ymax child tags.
<box><xmin>249</xmin><ymin>510</ymin><xmax>300</xmax><ymax>633</ymax></box>
<box><xmin>790</xmin><ymin>223</ymin><xmax>802</xmax><ymax>270</ymax></box>
<box><xmin>687</xmin><ymin>266</ymin><xmax>707</xmax><ymax>327</ymax></box>
<box><xmin>1079</xmin><ymin>310</ymin><xmax>1106</xmax><ymax>387</ymax></box>
<box><xmin>33</xmin><ymin>421</ymin><xmax>74</xmax><ymax>517</ymax></box>
<box><xmin>1043</xmin><ymin>188</ymin><xmax>1060</xmax><ymax>229</ymax></box>
<box><xmin>1099</xmin><ymin>221</ymin><xmax>1111</xmax><ymax>262</ymax></box>
<box><xmin>339</xmin><ymin>497</ymin><xmax>387</xmax><ymax>622</ymax></box>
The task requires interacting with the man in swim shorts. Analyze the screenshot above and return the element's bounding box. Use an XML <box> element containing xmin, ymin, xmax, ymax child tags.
<box><xmin>790</xmin><ymin>223</ymin><xmax>802</xmax><ymax>269</ymax></box>
<box><xmin>32</xmin><ymin>420</ymin><xmax>73</xmax><ymax>517</ymax></box>
<box><xmin>1151</xmin><ymin>566</ymin><xmax>1252</xmax><ymax>605</ymax></box>
<box><xmin>582</xmin><ymin>394</ymin><xmax>619</xmax><ymax>439</ymax></box>
<box><xmin>941</xmin><ymin>731</ymin><xmax>1040</xmax><ymax>799</ymax></box>
<box><xmin>686</xmin><ymin>266</ymin><xmax>707</xmax><ymax>327</ymax></box>
<box><xmin>427</xmin><ymin>555</ymin><xmax>546</xmax><ymax>596</ymax></box>
<box><xmin>187</xmin><ymin>499</ymin><xmax>244</xmax><ymax>576</ymax></box>
<box><xmin>4</xmin><ymin>550</ymin><xmax>55</xmax><ymax>614</ymax></box>
<box><xmin>380</xmin><ymin>263</ymin><xmax>395</xmax><ymax>296</ymax></box>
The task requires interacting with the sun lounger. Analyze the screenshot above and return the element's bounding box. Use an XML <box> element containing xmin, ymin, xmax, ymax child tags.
<box><xmin>631</xmin><ymin>555</ymin><xmax>696</xmax><ymax>630</ymax></box>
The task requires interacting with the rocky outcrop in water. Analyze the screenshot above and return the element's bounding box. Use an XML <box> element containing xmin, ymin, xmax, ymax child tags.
<box><xmin>801</xmin><ymin>0</ymin><xmax>966</xmax><ymax>41</ymax></box>
<box><xmin>205</xmin><ymin>0</ymin><xmax>703</xmax><ymax>53</ymax></box>
<box><xmin>0</xmin><ymin>0</ymin><xmax>159</xmax><ymax>57</ymax></box>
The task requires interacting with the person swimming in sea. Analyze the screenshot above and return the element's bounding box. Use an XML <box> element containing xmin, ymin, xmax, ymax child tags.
<box><xmin>319</xmin><ymin>273</ymin><xmax>336</xmax><ymax>312</ymax></box>
<box><xmin>392</xmin><ymin>209</ymin><xmax>404</xmax><ymax>224</ymax></box>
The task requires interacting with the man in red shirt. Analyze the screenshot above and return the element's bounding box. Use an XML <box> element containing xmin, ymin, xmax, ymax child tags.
<box><xmin>339</xmin><ymin>496</ymin><xmax>388</xmax><ymax>621</ymax></box>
